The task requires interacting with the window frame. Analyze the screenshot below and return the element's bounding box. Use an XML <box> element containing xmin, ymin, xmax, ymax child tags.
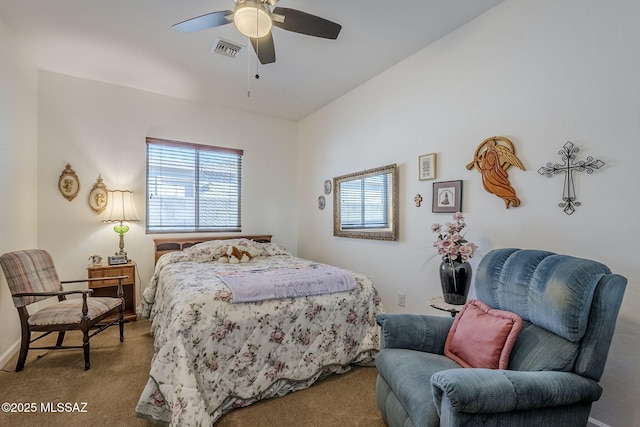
<box><xmin>333</xmin><ymin>163</ymin><xmax>399</xmax><ymax>241</ymax></box>
<box><xmin>145</xmin><ymin>137</ymin><xmax>243</xmax><ymax>234</ymax></box>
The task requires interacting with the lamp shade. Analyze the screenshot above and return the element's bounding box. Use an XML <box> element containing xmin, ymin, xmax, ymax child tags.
<box><xmin>234</xmin><ymin>1</ymin><xmax>272</xmax><ymax>38</ymax></box>
<box><xmin>103</xmin><ymin>190</ymin><xmax>139</xmax><ymax>223</ymax></box>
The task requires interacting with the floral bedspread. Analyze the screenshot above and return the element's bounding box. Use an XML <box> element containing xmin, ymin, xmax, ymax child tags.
<box><xmin>135</xmin><ymin>240</ymin><xmax>382</xmax><ymax>426</ymax></box>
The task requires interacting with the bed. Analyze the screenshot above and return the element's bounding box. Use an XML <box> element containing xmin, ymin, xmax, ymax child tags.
<box><xmin>135</xmin><ymin>236</ymin><xmax>383</xmax><ymax>426</ymax></box>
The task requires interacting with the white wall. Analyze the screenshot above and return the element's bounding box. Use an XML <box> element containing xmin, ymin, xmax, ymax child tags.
<box><xmin>0</xmin><ymin>15</ymin><xmax>38</xmax><ymax>366</ymax></box>
<box><xmin>36</xmin><ymin>71</ymin><xmax>298</xmax><ymax>310</ymax></box>
<box><xmin>297</xmin><ymin>0</ymin><xmax>639</xmax><ymax>426</ymax></box>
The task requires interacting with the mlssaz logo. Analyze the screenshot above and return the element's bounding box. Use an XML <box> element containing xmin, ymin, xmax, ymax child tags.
<box><xmin>40</xmin><ymin>402</ymin><xmax>88</xmax><ymax>413</ymax></box>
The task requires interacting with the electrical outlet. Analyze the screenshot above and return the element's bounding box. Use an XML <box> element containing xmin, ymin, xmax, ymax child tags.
<box><xmin>398</xmin><ymin>292</ymin><xmax>406</xmax><ymax>307</ymax></box>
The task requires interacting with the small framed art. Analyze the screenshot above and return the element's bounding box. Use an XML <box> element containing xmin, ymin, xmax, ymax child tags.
<box><xmin>318</xmin><ymin>195</ymin><xmax>326</xmax><ymax>210</ymax></box>
<box><xmin>58</xmin><ymin>163</ymin><xmax>80</xmax><ymax>201</ymax></box>
<box><xmin>88</xmin><ymin>175</ymin><xmax>109</xmax><ymax>214</ymax></box>
<box><xmin>418</xmin><ymin>153</ymin><xmax>437</xmax><ymax>180</ymax></box>
<box><xmin>432</xmin><ymin>180</ymin><xmax>462</xmax><ymax>213</ymax></box>
<box><xmin>323</xmin><ymin>179</ymin><xmax>332</xmax><ymax>195</ymax></box>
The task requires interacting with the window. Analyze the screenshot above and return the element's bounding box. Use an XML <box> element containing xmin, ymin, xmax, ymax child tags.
<box><xmin>340</xmin><ymin>174</ymin><xmax>390</xmax><ymax>229</ymax></box>
<box><xmin>146</xmin><ymin>137</ymin><xmax>242</xmax><ymax>233</ymax></box>
<box><xmin>333</xmin><ymin>164</ymin><xmax>398</xmax><ymax>241</ymax></box>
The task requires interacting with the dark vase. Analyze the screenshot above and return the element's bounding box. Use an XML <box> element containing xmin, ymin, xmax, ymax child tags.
<box><xmin>439</xmin><ymin>258</ymin><xmax>472</xmax><ymax>305</ymax></box>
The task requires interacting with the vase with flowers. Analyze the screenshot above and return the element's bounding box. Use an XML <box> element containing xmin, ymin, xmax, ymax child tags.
<box><xmin>432</xmin><ymin>212</ymin><xmax>478</xmax><ymax>305</ymax></box>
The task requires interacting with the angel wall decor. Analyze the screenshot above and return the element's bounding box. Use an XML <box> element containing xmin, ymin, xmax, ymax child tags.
<box><xmin>466</xmin><ymin>136</ymin><xmax>525</xmax><ymax>208</ymax></box>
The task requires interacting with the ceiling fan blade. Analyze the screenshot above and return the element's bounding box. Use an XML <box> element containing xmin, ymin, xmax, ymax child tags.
<box><xmin>272</xmin><ymin>7</ymin><xmax>341</xmax><ymax>39</ymax></box>
<box><xmin>173</xmin><ymin>11</ymin><xmax>233</xmax><ymax>33</ymax></box>
<box><xmin>250</xmin><ymin>32</ymin><xmax>276</xmax><ymax>64</ymax></box>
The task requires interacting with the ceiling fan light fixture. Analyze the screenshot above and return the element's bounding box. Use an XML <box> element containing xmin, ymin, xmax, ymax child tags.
<box><xmin>234</xmin><ymin>1</ymin><xmax>272</xmax><ymax>38</ymax></box>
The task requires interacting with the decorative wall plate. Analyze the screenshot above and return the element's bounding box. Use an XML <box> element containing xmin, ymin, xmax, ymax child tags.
<box><xmin>89</xmin><ymin>175</ymin><xmax>109</xmax><ymax>214</ymax></box>
<box><xmin>324</xmin><ymin>180</ymin><xmax>332</xmax><ymax>195</ymax></box>
<box><xmin>318</xmin><ymin>195</ymin><xmax>326</xmax><ymax>210</ymax></box>
<box><xmin>58</xmin><ymin>163</ymin><xmax>80</xmax><ymax>201</ymax></box>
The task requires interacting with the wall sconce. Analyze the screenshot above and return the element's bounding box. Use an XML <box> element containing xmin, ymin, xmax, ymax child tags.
<box><xmin>103</xmin><ymin>190</ymin><xmax>139</xmax><ymax>259</ymax></box>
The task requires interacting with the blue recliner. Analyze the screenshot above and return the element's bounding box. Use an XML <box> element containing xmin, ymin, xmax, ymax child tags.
<box><xmin>376</xmin><ymin>248</ymin><xmax>626</xmax><ymax>426</ymax></box>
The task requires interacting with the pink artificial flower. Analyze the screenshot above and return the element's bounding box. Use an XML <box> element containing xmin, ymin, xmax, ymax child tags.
<box><xmin>432</xmin><ymin>212</ymin><xmax>478</xmax><ymax>262</ymax></box>
<box><xmin>440</xmin><ymin>239</ymin><xmax>453</xmax><ymax>250</ymax></box>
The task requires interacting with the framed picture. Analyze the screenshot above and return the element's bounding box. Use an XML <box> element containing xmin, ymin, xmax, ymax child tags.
<box><xmin>88</xmin><ymin>175</ymin><xmax>109</xmax><ymax>214</ymax></box>
<box><xmin>432</xmin><ymin>180</ymin><xmax>462</xmax><ymax>213</ymax></box>
<box><xmin>58</xmin><ymin>163</ymin><xmax>80</xmax><ymax>201</ymax></box>
<box><xmin>418</xmin><ymin>153</ymin><xmax>437</xmax><ymax>180</ymax></box>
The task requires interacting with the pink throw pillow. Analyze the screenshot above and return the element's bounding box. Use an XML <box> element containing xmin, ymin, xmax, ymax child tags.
<box><xmin>444</xmin><ymin>299</ymin><xmax>522</xmax><ymax>370</ymax></box>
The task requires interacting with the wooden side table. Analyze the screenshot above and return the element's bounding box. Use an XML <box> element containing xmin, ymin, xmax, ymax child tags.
<box><xmin>428</xmin><ymin>296</ymin><xmax>464</xmax><ymax>317</ymax></box>
<box><xmin>87</xmin><ymin>261</ymin><xmax>137</xmax><ymax>322</ymax></box>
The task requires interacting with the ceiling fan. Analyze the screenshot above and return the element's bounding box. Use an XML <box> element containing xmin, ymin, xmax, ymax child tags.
<box><xmin>173</xmin><ymin>0</ymin><xmax>342</xmax><ymax>65</ymax></box>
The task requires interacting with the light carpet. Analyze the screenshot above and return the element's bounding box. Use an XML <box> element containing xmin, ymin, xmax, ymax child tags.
<box><xmin>0</xmin><ymin>319</ymin><xmax>385</xmax><ymax>426</ymax></box>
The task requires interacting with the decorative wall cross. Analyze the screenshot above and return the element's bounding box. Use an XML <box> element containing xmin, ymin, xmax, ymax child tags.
<box><xmin>414</xmin><ymin>194</ymin><xmax>423</xmax><ymax>207</ymax></box>
<box><xmin>538</xmin><ymin>141</ymin><xmax>604</xmax><ymax>215</ymax></box>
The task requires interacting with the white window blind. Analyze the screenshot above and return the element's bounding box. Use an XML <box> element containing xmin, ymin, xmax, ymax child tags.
<box><xmin>340</xmin><ymin>173</ymin><xmax>390</xmax><ymax>229</ymax></box>
<box><xmin>146</xmin><ymin>137</ymin><xmax>243</xmax><ymax>233</ymax></box>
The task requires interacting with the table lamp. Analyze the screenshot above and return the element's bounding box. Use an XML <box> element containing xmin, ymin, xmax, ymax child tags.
<box><xmin>103</xmin><ymin>190</ymin><xmax>139</xmax><ymax>259</ymax></box>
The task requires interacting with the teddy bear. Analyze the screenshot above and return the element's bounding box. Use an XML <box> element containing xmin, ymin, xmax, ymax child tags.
<box><xmin>218</xmin><ymin>246</ymin><xmax>252</xmax><ymax>264</ymax></box>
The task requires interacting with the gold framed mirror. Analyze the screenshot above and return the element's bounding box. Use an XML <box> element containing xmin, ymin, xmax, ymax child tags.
<box><xmin>333</xmin><ymin>163</ymin><xmax>398</xmax><ymax>241</ymax></box>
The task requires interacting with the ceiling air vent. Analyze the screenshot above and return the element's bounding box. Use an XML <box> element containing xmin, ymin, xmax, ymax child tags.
<box><xmin>211</xmin><ymin>38</ymin><xmax>243</xmax><ymax>58</ymax></box>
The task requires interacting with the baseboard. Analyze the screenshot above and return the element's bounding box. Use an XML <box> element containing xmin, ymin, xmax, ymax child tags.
<box><xmin>588</xmin><ymin>417</ymin><xmax>611</xmax><ymax>427</ymax></box>
<box><xmin>0</xmin><ymin>339</ymin><xmax>19</xmax><ymax>370</ymax></box>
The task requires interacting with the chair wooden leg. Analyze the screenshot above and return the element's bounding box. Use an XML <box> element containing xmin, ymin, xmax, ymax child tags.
<box><xmin>16</xmin><ymin>326</ymin><xmax>30</xmax><ymax>372</ymax></box>
<box><xmin>119</xmin><ymin>306</ymin><xmax>124</xmax><ymax>343</ymax></box>
<box><xmin>83</xmin><ymin>330</ymin><xmax>90</xmax><ymax>370</ymax></box>
<box><xmin>56</xmin><ymin>331</ymin><xmax>66</xmax><ymax>347</ymax></box>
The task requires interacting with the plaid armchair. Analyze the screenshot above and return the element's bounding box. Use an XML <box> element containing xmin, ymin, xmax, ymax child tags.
<box><xmin>0</xmin><ymin>249</ymin><xmax>125</xmax><ymax>371</ymax></box>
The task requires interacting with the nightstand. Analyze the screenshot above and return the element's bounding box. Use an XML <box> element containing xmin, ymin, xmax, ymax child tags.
<box><xmin>87</xmin><ymin>261</ymin><xmax>137</xmax><ymax>322</ymax></box>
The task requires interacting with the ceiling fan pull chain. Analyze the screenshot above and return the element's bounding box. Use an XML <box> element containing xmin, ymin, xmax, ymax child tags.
<box><xmin>255</xmin><ymin>11</ymin><xmax>261</xmax><ymax>80</ymax></box>
<box><xmin>247</xmin><ymin>36</ymin><xmax>251</xmax><ymax>97</ymax></box>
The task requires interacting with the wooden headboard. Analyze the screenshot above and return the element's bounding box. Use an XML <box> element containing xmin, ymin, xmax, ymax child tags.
<box><xmin>153</xmin><ymin>235</ymin><xmax>272</xmax><ymax>264</ymax></box>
